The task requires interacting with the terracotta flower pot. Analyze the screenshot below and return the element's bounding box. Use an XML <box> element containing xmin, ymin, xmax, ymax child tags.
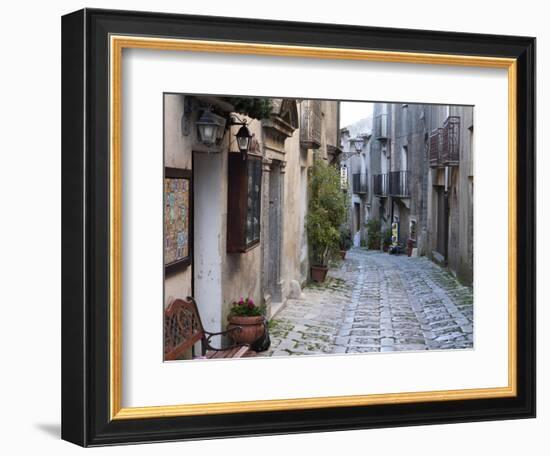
<box><xmin>339</xmin><ymin>250</ymin><xmax>347</xmax><ymax>260</ymax></box>
<box><xmin>310</xmin><ymin>265</ymin><xmax>329</xmax><ymax>283</ymax></box>
<box><xmin>407</xmin><ymin>239</ymin><xmax>414</xmax><ymax>257</ymax></box>
<box><xmin>227</xmin><ymin>315</ymin><xmax>265</xmax><ymax>345</ymax></box>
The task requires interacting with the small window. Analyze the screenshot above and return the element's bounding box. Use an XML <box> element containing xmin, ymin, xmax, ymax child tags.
<box><xmin>227</xmin><ymin>154</ymin><xmax>262</xmax><ymax>253</ymax></box>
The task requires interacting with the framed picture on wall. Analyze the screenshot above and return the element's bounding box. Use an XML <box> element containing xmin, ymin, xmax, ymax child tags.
<box><xmin>62</xmin><ymin>8</ymin><xmax>535</xmax><ymax>447</ymax></box>
<box><xmin>164</xmin><ymin>167</ymin><xmax>192</xmax><ymax>275</ymax></box>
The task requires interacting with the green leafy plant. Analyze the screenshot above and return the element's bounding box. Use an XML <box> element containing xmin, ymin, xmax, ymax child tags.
<box><xmin>382</xmin><ymin>228</ymin><xmax>392</xmax><ymax>250</ymax></box>
<box><xmin>365</xmin><ymin>218</ymin><xmax>382</xmax><ymax>250</ymax></box>
<box><xmin>307</xmin><ymin>159</ymin><xmax>347</xmax><ymax>266</ymax></box>
<box><xmin>339</xmin><ymin>226</ymin><xmax>353</xmax><ymax>250</ymax></box>
<box><xmin>224</xmin><ymin>97</ymin><xmax>273</xmax><ymax>120</ymax></box>
<box><xmin>229</xmin><ymin>296</ymin><xmax>264</xmax><ymax>317</ymax></box>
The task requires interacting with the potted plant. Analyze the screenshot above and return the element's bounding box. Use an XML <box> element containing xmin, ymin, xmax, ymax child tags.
<box><xmin>366</xmin><ymin>219</ymin><xmax>382</xmax><ymax>250</ymax></box>
<box><xmin>307</xmin><ymin>158</ymin><xmax>347</xmax><ymax>282</ymax></box>
<box><xmin>227</xmin><ymin>297</ymin><xmax>266</xmax><ymax>345</ymax></box>
<box><xmin>382</xmin><ymin>228</ymin><xmax>392</xmax><ymax>252</ymax></box>
<box><xmin>339</xmin><ymin>226</ymin><xmax>352</xmax><ymax>260</ymax></box>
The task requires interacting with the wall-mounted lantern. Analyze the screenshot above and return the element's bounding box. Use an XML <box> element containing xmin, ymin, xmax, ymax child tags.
<box><xmin>350</xmin><ymin>136</ymin><xmax>364</xmax><ymax>153</ymax></box>
<box><xmin>196</xmin><ymin>108</ymin><xmax>226</xmax><ymax>147</ymax></box>
<box><xmin>230</xmin><ymin>115</ymin><xmax>252</xmax><ymax>160</ymax></box>
<box><xmin>235</xmin><ymin>125</ymin><xmax>252</xmax><ymax>160</ymax></box>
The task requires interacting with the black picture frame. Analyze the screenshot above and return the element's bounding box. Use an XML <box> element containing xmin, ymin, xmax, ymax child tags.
<box><xmin>62</xmin><ymin>8</ymin><xmax>535</xmax><ymax>447</ymax></box>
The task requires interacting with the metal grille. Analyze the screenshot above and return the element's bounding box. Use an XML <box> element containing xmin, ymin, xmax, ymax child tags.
<box><xmin>352</xmin><ymin>173</ymin><xmax>367</xmax><ymax>194</ymax></box>
<box><xmin>442</xmin><ymin>116</ymin><xmax>460</xmax><ymax>166</ymax></box>
<box><xmin>373</xmin><ymin>173</ymin><xmax>388</xmax><ymax>196</ymax></box>
<box><xmin>389</xmin><ymin>171</ymin><xmax>410</xmax><ymax>197</ymax></box>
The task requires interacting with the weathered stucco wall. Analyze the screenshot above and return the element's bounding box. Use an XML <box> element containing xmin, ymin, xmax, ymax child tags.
<box><xmin>391</xmin><ymin>103</ymin><xmax>428</xmax><ymax>247</ymax></box>
<box><xmin>280</xmin><ymin>115</ymin><xmax>305</xmax><ymax>299</ymax></box>
<box><xmin>164</xmin><ymin>94</ymin><xmax>193</xmax><ymax>309</ymax></box>
<box><xmin>448</xmin><ymin>106</ymin><xmax>474</xmax><ymax>285</ymax></box>
<box><xmin>365</xmin><ymin>102</ymin><xmax>473</xmax><ymax>285</ymax></box>
<box><xmin>221</xmin><ymin>118</ymin><xmax>263</xmax><ymax>325</ymax></box>
<box><xmin>424</xmin><ymin>104</ymin><xmax>474</xmax><ymax>285</ymax></box>
<box><xmin>164</xmin><ymin>96</ymin><xmax>342</xmax><ymax>346</ymax></box>
<box><xmin>321</xmin><ymin>100</ymin><xmax>340</xmax><ymax>153</ymax></box>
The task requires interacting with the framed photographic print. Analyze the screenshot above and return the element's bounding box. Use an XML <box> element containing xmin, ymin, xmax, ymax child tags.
<box><xmin>61</xmin><ymin>8</ymin><xmax>535</xmax><ymax>447</ymax></box>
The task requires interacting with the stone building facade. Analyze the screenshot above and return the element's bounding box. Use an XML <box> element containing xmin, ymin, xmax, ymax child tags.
<box><xmin>164</xmin><ymin>94</ymin><xmax>340</xmax><ymax>348</ymax></box>
<box><xmin>343</xmin><ymin>102</ymin><xmax>473</xmax><ymax>285</ymax></box>
<box><xmin>340</xmin><ymin>127</ymin><xmax>372</xmax><ymax>247</ymax></box>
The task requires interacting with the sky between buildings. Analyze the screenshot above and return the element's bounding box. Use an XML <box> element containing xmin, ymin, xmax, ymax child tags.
<box><xmin>340</xmin><ymin>101</ymin><xmax>374</xmax><ymax>129</ymax></box>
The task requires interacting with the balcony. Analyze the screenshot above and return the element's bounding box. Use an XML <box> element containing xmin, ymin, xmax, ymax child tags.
<box><xmin>389</xmin><ymin>170</ymin><xmax>410</xmax><ymax>198</ymax></box>
<box><xmin>300</xmin><ymin>99</ymin><xmax>322</xmax><ymax>149</ymax></box>
<box><xmin>429</xmin><ymin>116</ymin><xmax>460</xmax><ymax>168</ymax></box>
<box><xmin>442</xmin><ymin>116</ymin><xmax>460</xmax><ymax>166</ymax></box>
<box><xmin>429</xmin><ymin>128</ymin><xmax>443</xmax><ymax>168</ymax></box>
<box><xmin>374</xmin><ymin>113</ymin><xmax>389</xmax><ymax>140</ymax></box>
<box><xmin>352</xmin><ymin>173</ymin><xmax>368</xmax><ymax>195</ymax></box>
<box><xmin>373</xmin><ymin>173</ymin><xmax>388</xmax><ymax>197</ymax></box>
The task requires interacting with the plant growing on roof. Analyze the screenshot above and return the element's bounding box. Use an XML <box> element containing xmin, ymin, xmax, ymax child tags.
<box><xmin>224</xmin><ymin>97</ymin><xmax>273</xmax><ymax>120</ymax></box>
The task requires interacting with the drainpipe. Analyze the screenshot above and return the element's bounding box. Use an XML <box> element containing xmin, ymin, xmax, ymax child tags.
<box><xmin>443</xmin><ymin>166</ymin><xmax>450</xmax><ymax>264</ymax></box>
<box><xmin>390</xmin><ymin>198</ymin><xmax>394</xmax><ymax>225</ymax></box>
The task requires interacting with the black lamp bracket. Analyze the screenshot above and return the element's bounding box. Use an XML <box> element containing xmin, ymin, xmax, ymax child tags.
<box><xmin>228</xmin><ymin>114</ymin><xmax>248</xmax><ymax>127</ymax></box>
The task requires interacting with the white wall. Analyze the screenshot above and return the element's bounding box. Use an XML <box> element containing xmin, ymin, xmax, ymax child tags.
<box><xmin>194</xmin><ymin>152</ymin><xmax>225</xmax><ymax>340</ymax></box>
<box><xmin>0</xmin><ymin>1</ymin><xmax>546</xmax><ymax>455</ymax></box>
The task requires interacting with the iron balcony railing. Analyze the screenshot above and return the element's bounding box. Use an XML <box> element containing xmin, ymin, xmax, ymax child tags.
<box><xmin>299</xmin><ymin>99</ymin><xmax>322</xmax><ymax>149</ymax></box>
<box><xmin>442</xmin><ymin>116</ymin><xmax>460</xmax><ymax>166</ymax></box>
<box><xmin>429</xmin><ymin>115</ymin><xmax>460</xmax><ymax>168</ymax></box>
<box><xmin>352</xmin><ymin>173</ymin><xmax>368</xmax><ymax>195</ymax></box>
<box><xmin>373</xmin><ymin>173</ymin><xmax>388</xmax><ymax>196</ymax></box>
<box><xmin>429</xmin><ymin>127</ymin><xmax>443</xmax><ymax>168</ymax></box>
<box><xmin>389</xmin><ymin>170</ymin><xmax>410</xmax><ymax>197</ymax></box>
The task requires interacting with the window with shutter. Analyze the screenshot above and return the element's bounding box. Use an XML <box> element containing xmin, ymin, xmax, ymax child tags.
<box><xmin>227</xmin><ymin>154</ymin><xmax>262</xmax><ymax>252</ymax></box>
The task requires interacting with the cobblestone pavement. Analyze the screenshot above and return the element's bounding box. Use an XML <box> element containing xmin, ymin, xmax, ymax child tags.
<box><xmin>262</xmin><ymin>248</ymin><xmax>473</xmax><ymax>357</ymax></box>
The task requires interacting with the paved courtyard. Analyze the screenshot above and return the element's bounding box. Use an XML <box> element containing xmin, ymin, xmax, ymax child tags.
<box><xmin>262</xmin><ymin>248</ymin><xmax>473</xmax><ymax>357</ymax></box>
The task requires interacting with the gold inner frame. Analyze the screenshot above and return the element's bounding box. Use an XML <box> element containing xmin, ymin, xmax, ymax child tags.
<box><xmin>109</xmin><ymin>35</ymin><xmax>517</xmax><ymax>420</ymax></box>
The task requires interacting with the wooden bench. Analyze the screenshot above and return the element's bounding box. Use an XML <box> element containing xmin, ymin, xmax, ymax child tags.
<box><xmin>164</xmin><ymin>297</ymin><xmax>256</xmax><ymax>360</ymax></box>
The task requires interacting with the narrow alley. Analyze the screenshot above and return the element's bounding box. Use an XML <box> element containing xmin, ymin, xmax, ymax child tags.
<box><xmin>263</xmin><ymin>248</ymin><xmax>473</xmax><ymax>357</ymax></box>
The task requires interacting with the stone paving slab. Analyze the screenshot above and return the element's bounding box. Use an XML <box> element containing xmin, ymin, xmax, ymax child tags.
<box><xmin>261</xmin><ymin>248</ymin><xmax>474</xmax><ymax>357</ymax></box>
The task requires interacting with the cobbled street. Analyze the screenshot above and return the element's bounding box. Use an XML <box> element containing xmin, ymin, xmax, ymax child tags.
<box><xmin>262</xmin><ymin>248</ymin><xmax>473</xmax><ymax>357</ymax></box>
